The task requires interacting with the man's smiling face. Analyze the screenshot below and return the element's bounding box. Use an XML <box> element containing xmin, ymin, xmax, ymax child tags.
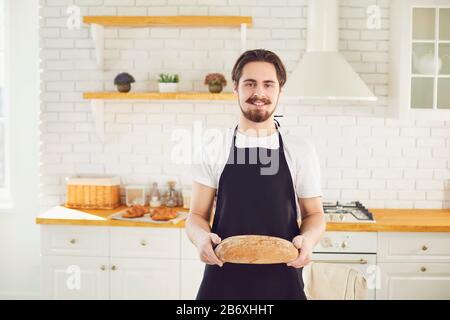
<box><xmin>233</xmin><ymin>61</ymin><xmax>281</xmax><ymax>123</ymax></box>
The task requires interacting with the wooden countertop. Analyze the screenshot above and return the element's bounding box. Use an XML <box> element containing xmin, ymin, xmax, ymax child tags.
<box><xmin>327</xmin><ymin>209</ymin><xmax>450</xmax><ymax>232</ymax></box>
<box><xmin>35</xmin><ymin>205</ymin><xmax>189</xmax><ymax>229</ymax></box>
<box><xmin>35</xmin><ymin>206</ymin><xmax>450</xmax><ymax>232</ymax></box>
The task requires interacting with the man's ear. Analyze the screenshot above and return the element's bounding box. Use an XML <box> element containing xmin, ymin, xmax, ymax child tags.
<box><xmin>232</xmin><ymin>81</ymin><xmax>238</xmax><ymax>94</ymax></box>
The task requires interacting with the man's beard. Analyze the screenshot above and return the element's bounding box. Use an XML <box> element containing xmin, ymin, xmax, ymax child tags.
<box><xmin>239</xmin><ymin>94</ymin><xmax>278</xmax><ymax>123</ymax></box>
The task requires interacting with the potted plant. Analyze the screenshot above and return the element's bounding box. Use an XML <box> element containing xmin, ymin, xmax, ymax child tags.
<box><xmin>204</xmin><ymin>73</ymin><xmax>227</xmax><ymax>93</ymax></box>
<box><xmin>114</xmin><ymin>72</ymin><xmax>135</xmax><ymax>93</ymax></box>
<box><xmin>158</xmin><ymin>73</ymin><xmax>179</xmax><ymax>93</ymax></box>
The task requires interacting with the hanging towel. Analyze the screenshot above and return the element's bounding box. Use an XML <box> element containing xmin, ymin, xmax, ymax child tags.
<box><xmin>302</xmin><ymin>262</ymin><xmax>367</xmax><ymax>300</ymax></box>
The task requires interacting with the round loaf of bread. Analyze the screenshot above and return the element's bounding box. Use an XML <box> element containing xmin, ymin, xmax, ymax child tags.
<box><xmin>214</xmin><ymin>235</ymin><xmax>298</xmax><ymax>264</ymax></box>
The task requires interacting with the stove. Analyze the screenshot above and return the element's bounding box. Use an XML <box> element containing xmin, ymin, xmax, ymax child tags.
<box><xmin>322</xmin><ymin>201</ymin><xmax>375</xmax><ymax>223</ymax></box>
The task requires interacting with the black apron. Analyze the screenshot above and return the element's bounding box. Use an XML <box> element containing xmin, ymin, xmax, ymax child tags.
<box><xmin>196</xmin><ymin>121</ymin><xmax>306</xmax><ymax>300</ymax></box>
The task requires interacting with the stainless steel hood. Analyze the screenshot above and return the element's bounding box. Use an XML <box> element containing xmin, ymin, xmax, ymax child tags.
<box><xmin>283</xmin><ymin>0</ymin><xmax>377</xmax><ymax>101</ymax></box>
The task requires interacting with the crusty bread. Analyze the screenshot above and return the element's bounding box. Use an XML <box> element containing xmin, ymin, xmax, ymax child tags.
<box><xmin>150</xmin><ymin>207</ymin><xmax>178</xmax><ymax>221</ymax></box>
<box><xmin>214</xmin><ymin>235</ymin><xmax>298</xmax><ymax>264</ymax></box>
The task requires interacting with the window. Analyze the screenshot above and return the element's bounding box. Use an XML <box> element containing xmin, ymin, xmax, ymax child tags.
<box><xmin>0</xmin><ymin>0</ymin><xmax>12</xmax><ymax>207</ymax></box>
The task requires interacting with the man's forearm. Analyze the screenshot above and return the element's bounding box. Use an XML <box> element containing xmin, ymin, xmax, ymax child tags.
<box><xmin>186</xmin><ymin>213</ymin><xmax>213</xmax><ymax>247</ymax></box>
<box><xmin>299</xmin><ymin>214</ymin><xmax>326</xmax><ymax>246</ymax></box>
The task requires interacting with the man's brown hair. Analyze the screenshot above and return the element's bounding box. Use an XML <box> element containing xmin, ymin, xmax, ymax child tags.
<box><xmin>231</xmin><ymin>49</ymin><xmax>287</xmax><ymax>87</ymax></box>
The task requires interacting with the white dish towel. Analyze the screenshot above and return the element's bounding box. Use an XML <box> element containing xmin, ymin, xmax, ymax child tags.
<box><xmin>302</xmin><ymin>262</ymin><xmax>368</xmax><ymax>300</ymax></box>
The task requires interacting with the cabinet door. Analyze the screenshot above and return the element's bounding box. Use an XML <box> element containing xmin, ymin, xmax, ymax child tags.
<box><xmin>41</xmin><ymin>225</ymin><xmax>109</xmax><ymax>257</ymax></box>
<box><xmin>110</xmin><ymin>227</ymin><xmax>180</xmax><ymax>259</ymax></box>
<box><xmin>378</xmin><ymin>232</ymin><xmax>450</xmax><ymax>263</ymax></box>
<box><xmin>110</xmin><ymin>258</ymin><xmax>180</xmax><ymax>300</ymax></box>
<box><xmin>377</xmin><ymin>262</ymin><xmax>450</xmax><ymax>300</ymax></box>
<box><xmin>42</xmin><ymin>256</ymin><xmax>109</xmax><ymax>300</ymax></box>
<box><xmin>180</xmin><ymin>259</ymin><xmax>205</xmax><ymax>300</ymax></box>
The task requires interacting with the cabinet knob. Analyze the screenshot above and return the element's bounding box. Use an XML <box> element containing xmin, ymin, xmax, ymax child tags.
<box><xmin>341</xmin><ymin>241</ymin><xmax>348</xmax><ymax>249</ymax></box>
<box><xmin>140</xmin><ymin>240</ymin><xmax>147</xmax><ymax>246</ymax></box>
<box><xmin>420</xmin><ymin>266</ymin><xmax>427</xmax><ymax>272</ymax></box>
<box><xmin>111</xmin><ymin>265</ymin><xmax>117</xmax><ymax>271</ymax></box>
<box><xmin>69</xmin><ymin>238</ymin><xmax>77</xmax><ymax>244</ymax></box>
<box><xmin>100</xmin><ymin>265</ymin><xmax>106</xmax><ymax>271</ymax></box>
<box><xmin>421</xmin><ymin>245</ymin><xmax>428</xmax><ymax>251</ymax></box>
<box><xmin>320</xmin><ymin>237</ymin><xmax>332</xmax><ymax>248</ymax></box>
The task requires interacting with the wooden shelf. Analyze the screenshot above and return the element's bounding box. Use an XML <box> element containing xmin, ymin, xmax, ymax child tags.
<box><xmin>84</xmin><ymin>15</ymin><xmax>251</xmax><ymax>70</ymax></box>
<box><xmin>83</xmin><ymin>16</ymin><xmax>252</xmax><ymax>27</ymax></box>
<box><xmin>83</xmin><ymin>91</ymin><xmax>236</xmax><ymax>101</ymax></box>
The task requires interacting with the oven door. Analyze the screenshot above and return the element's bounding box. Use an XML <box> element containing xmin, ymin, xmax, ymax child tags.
<box><xmin>299</xmin><ymin>253</ymin><xmax>377</xmax><ymax>300</ymax></box>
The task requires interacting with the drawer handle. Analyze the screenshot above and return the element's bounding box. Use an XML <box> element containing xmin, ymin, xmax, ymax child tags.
<box><xmin>69</xmin><ymin>238</ymin><xmax>77</xmax><ymax>244</ymax></box>
<box><xmin>421</xmin><ymin>266</ymin><xmax>427</xmax><ymax>272</ymax></box>
<box><xmin>421</xmin><ymin>245</ymin><xmax>428</xmax><ymax>251</ymax></box>
<box><xmin>140</xmin><ymin>240</ymin><xmax>147</xmax><ymax>246</ymax></box>
<box><xmin>311</xmin><ymin>259</ymin><xmax>368</xmax><ymax>265</ymax></box>
<box><xmin>100</xmin><ymin>265</ymin><xmax>106</xmax><ymax>271</ymax></box>
<box><xmin>111</xmin><ymin>265</ymin><xmax>117</xmax><ymax>271</ymax></box>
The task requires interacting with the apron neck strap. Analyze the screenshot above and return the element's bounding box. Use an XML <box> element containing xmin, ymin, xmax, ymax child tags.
<box><xmin>232</xmin><ymin>121</ymin><xmax>284</xmax><ymax>151</ymax></box>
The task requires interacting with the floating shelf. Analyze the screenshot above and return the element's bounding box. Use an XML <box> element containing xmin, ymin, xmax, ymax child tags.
<box><xmin>83</xmin><ymin>91</ymin><xmax>236</xmax><ymax>100</ymax></box>
<box><xmin>84</xmin><ymin>91</ymin><xmax>236</xmax><ymax>142</ymax></box>
<box><xmin>83</xmin><ymin>15</ymin><xmax>253</xmax><ymax>27</ymax></box>
<box><xmin>83</xmin><ymin>15</ymin><xmax>250</xmax><ymax>142</ymax></box>
<box><xmin>84</xmin><ymin>16</ymin><xmax>251</xmax><ymax>70</ymax></box>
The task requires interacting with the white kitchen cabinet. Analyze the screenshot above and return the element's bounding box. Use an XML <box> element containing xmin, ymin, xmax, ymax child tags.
<box><xmin>42</xmin><ymin>255</ymin><xmax>109</xmax><ymax>300</ymax></box>
<box><xmin>180</xmin><ymin>231</ymin><xmax>205</xmax><ymax>299</ymax></box>
<box><xmin>110</xmin><ymin>258</ymin><xmax>180</xmax><ymax>300</ymax></box>
<box><xmin>377</xmin><ymin>232</ymin><xmax>450</xmax><ymax>300</ymax></box>
<box><xmin>40</xmin><ymin>225</ymin><xmax>182</xmax><ymax>300</ymax></box>
<box><xmin>41</xmin><ymin>225</ymin><xmax>109</xmax><ymax>257</ymax></box>
<box><xmin>378</xmin><ymin>232</ymin><xmax>450</xmax><ymax>262</ymax></box>
<box><xmin>377</xmin><ymin>262</ymin><xmax>450</xmax><ymax>300</ymax></box>
<box><xmin>110</xmin><ymin>227</ymin><xmax>180</xmax><ymax>259</ymax></box>
<box><xmin>390</xmin><ymin>0</ymin><xmax>450</xmax><ymax>120</ymax></box>
<box><xmin>180</xmin><ymin>259</ymin><xmax>205</xmax><ymax>300</ymax></box>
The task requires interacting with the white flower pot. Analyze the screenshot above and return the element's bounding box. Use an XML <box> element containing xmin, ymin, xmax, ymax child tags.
<box><xmin>158</xmin><ymin>82</ymin><xmax>178</xmax><ymax>93</ymax></box>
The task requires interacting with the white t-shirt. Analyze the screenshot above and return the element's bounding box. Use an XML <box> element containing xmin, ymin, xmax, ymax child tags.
<box><xmin>190</xmin><ymin>126</ymin><xmax>323</xmax><ymax>219</ymax></box>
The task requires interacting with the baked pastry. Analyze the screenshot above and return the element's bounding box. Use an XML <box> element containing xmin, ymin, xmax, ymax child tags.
<box><xmin>214</xmin><ymin>235</ymin><xmax>298</xmax><ymax>264</ymax></box>
<box><xmin>150</xmin><ymin>207</ymin><xmax>178</xmax><ymax>221</ymax></box>
<box><xmin>122</xmin><ymin>204</ymin><xmax>149</xmax><ymax>218</ymax></box>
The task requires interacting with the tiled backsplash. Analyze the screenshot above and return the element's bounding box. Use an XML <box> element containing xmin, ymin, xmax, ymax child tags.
<box><xmin>39</xmin><ymin>0</ymin><xmax>450</xmax><ymax>209</ymax></box>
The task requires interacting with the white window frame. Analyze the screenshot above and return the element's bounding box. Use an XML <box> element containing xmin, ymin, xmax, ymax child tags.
<box><xmin>0</xmin><ymin>0</ymin><xmax>13</xmax><ymax>209</ymax></box>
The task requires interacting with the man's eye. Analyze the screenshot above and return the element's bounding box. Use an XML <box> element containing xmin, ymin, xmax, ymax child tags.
<box><xmin>265</xmin><ymin>84</ymin><xmax>274</xmax><ymax>88</ymax></box>
<box><xmin>245</xmin><ymin>83</ymin><xmax>254</xmax><ymax>87</ymax></box>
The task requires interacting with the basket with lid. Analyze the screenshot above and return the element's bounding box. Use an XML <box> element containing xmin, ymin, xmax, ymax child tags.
<box><xmin>65</xmin><ymin>175</ymin><xmax>121</xmax><ymax>209</ymax></box>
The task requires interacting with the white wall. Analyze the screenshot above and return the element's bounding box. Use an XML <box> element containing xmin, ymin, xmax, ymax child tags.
<box><xmin>0</xmin><ymin>0</ymin><xmax>40</xmax><ymax>298</ymax></box>
<box><xmin>38</xmin><ymin>0</ymin><xmax>450</xmax><ymax>210</ymax></box>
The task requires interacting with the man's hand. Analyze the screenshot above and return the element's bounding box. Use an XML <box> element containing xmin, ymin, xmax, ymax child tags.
<box><xmin>287</xmin><ymin>235</ymin><xmax>314</xmax><ymax>268</ymax></box>
<box><xmin>196</xmin><ymin>232</ymin><xmax>224</xmax><ymax>267</ymax></box>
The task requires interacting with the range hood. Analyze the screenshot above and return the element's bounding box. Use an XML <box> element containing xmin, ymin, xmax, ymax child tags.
<box><xmin>283</xmin><ymin>0</ymin><xmax>377</xmax><ymax>101</ymax></box>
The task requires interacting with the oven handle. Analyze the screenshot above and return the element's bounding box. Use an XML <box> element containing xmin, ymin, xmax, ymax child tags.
<box><xmin>311</xmin><ymin>258</ymin><xmax>368</xmax><ymax>265</ymax></box>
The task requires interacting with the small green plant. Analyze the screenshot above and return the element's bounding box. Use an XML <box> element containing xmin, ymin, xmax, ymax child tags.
<box><xmin>158</xmin><ymin>73</ymin><xmax>179</xmax><ymax>83</ymax></box>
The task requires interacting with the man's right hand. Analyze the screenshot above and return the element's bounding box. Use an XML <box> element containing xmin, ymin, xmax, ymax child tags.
<box><xmin>197</xmin><ymin>233</ymin><xmax>223</xmax><ymax>267</ymax></box>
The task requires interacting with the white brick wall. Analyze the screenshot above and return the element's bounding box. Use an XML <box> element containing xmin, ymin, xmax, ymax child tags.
<box><xmin>39</xmin><ymin>0</ymin><xmax>450</xmax><ymax>209</ymax></box>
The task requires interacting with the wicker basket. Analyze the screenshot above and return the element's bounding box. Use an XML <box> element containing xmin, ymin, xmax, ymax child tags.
<box><xmin>65</xmin><ymin>175</ymin><xmax>121</xmax><ymax>209</ymax></box>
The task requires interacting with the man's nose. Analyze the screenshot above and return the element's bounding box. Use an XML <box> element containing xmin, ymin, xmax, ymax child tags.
<box><xmin>254</xmin><ymin>84</ymin><xmax>266</xmax><ymax>96</ymax></box>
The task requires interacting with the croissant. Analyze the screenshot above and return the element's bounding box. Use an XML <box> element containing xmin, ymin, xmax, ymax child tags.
<box><xmin>122</xmin><ymin>204</ymin><xmax>149</xmax><ymax>218</ymax></box>
<box><xmin>151</xmin><ymin>207</ymin><xmax>178</xmax><ymax>221</ymax></box>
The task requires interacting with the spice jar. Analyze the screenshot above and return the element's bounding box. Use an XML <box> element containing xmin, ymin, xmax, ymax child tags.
<box><xmin>165</xmin><ymin>180</ymin><xmax>178</xmax><ymax>207</ymax></box>
<box><xmin>149</xmin><ymin>182</ymin><xmax>161</xmax><ymax>207</ymax></box>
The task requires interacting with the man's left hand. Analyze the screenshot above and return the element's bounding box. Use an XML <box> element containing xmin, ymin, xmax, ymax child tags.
<box><xmin>287</xmin><ymin>235</ymin><xmax>313</xmax><ymax>268</ymax></box>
